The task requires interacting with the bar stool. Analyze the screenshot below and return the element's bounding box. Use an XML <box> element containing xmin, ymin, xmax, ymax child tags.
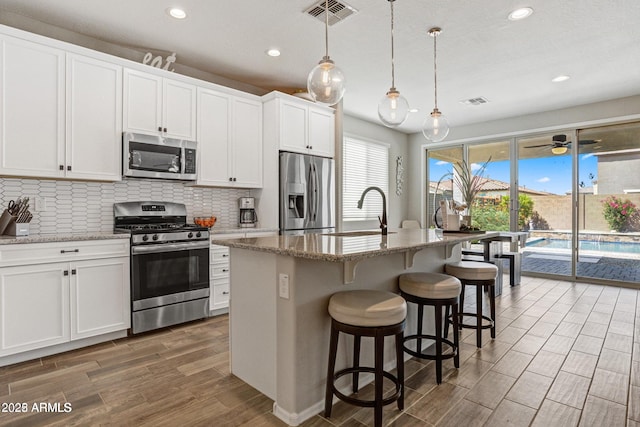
<box><xmin>445</xmin><ymin>261</ymin><xmax>498</xmax><ymax>348</ymax></box>
<box><xmin>399</xmin><ymin>272</ymin><xmax>461</xmax><ymax>384</ymax></box>
<box><xmin>324</xmin><ymin>290</ymin><xmax>407</xmax><ymax>427</ymax></box>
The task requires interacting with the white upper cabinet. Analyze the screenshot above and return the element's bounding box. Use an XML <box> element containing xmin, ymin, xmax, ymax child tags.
<box><xmin>197</xmin><ymin>88</ymin><xmax>262</xmax><ymax>188</ymax></box>
<box><xmin>124</xmin><ymin>68</ymin><xmax>196</xmax><ymax>140</ymax></box>
<box><xmin>264</xmin><ymin>92</ymin><xmax>335</xmax><ymax>158</ymax></box>
<box><xmin>0</xmin><ymin>35</ymin><xmax>123</xmax><ymax>181</ymax></box>
<box><xmin>308</xmin><ymin>108</ymin><xmax>335</xmax><ymax>158</ymax></box>
<box><xmin>66</xmin><ymin>54</ymin><xmax>122</xmax><ymax>181</ymax></box>
<box><xmin>0</xmin><ymin>35</ymin><xmax>65</xmax><ymax>178</ymax></box>
<box><xmin>231</xmin><ymin>97</ymin><xmax>263</xmax><ymax>187</ymax></box>
<box><xmin>280</xmin><ymin>100</ymin><xmax>307</xmax><ymax>153</ymax></box>
<box><xmin>163</xmin><ymin>79</ymin><xmax>197</xmax><ymax>140</ymax></box>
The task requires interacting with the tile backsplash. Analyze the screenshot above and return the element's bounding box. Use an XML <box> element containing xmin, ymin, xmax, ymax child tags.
<box><xmin>0</xmin><ymin>177</ymin><xmax>251</xmax><ymax>234</ymax></box>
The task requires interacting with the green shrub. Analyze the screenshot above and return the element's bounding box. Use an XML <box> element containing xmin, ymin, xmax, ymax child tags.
<box><xmin>601</xmin><ymin>195</ymin><xmax>637</xmax><ymax>232</ymax></box>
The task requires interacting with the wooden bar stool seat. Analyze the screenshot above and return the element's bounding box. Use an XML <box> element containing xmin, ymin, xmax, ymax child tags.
<box><xmin>445</xmin><ymin>261</ymin><xmax>498</xmax><ymax>348</ymax></box>
<box><xmin>324</xmin><ymin>290</ymin><xmax>407</xmax><ymax>427</ymax></box>
<box><xmin>399</xmin><ymin>272</ymin><xmax>461</xmax><ymax>384</ymax></box>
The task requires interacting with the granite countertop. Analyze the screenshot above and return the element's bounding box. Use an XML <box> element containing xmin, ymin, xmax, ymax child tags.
<box><xmin>211</xmin><ymin>228</ymin><xmax>499</xmax><ymax>262</ymax></box>
<box><xmin>209</xmin><ymin>227</ymin><xmax>278</xmax><ymax>235</ymax></box>
<box><xmin>0</xmin><ymin>232</ymin><xmax>130</xmax><ymax>245</ymax></box>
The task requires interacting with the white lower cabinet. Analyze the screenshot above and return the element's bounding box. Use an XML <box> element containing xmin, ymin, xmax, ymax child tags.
<box><xmin>70</xmin><ymin>257</ymin><xmax>130</xmax><ymax>340</ymax></box>
<box><xmin>209</xmin><ymin>231</ymin><xmax>277</xmax><ymax>313</ymax></box>
<box><xmin>210</xmin><ymin>233</ymin><xmax>242</xmax><ymax>312</ymax></box>
<box><xmin>0</xmin><ymin>239</ymin><xmax>130</xmax><ymax>358</ymax></box>
<box><xmin>0</xmin><ymin>263</ymin><xmax>70</xmax><ymax>356</ymax></box>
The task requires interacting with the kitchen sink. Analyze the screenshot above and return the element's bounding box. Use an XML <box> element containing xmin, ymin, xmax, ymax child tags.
<box><xmin>322</xmin><ymin>230</ymin><xmax>396</xmax><ymax>237</ymax></box>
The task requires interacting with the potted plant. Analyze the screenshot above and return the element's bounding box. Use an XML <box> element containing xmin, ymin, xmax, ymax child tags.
<box><xmin>433</xmin><ymin>157</ymin><xmax>490</xmax><ymax>229</ymax></box>
<box><xmin>452</xmin><ymin>157</ymin><xmax>491</xmax><ymax>225</ymax></box>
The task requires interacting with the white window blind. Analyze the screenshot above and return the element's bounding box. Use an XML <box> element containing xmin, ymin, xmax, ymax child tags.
<box><xmin>343</xmin><ymin>136</ymin><xmax>389</xmax><ymax>221</ymax></box>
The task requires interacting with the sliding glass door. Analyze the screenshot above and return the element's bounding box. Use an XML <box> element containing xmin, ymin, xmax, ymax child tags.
<box><xmin>468</xmin><ymin>141</ymin><xmax>511</xmax><ymax>232</ymax></box>
<box><xmin>425</xmin><ymin>122</ymin><xmax>640</xmax><ymax>286</ymax></box>
<box><xmin>426</xmin><ymin>146</ymin><xmax>463</xmax><ymax>229</ymax></box>
<box><xmin>517</xmin><ymin>134</ymin><xmax>574</xmax><ymax>278</ymax></box>
<box><xmin>576</xmin><ymin>123</ymin><xmax>640</xmax><ymax>284</ymax></box>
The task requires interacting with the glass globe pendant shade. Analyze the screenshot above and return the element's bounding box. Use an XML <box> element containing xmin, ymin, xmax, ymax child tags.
<box><xmin>422</xmin><ymin>108</ymin><xmax>450</xmax><ymax>142</ymax></box>
<box><xmin>307</xmin><ymin>57</ymin><xmax>346</xmax><ymax>106</ymax></box>
<box><xmin>378</xmin><ymin>88</ymin><xmax>409</xmax><ymax>127</ymax></box>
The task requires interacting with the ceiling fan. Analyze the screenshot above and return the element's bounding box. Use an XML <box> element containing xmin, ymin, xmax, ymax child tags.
<box><xmin>525</xmin><ymin>134</ymin><xmax>599</xmax><ymax>155</ymax></box>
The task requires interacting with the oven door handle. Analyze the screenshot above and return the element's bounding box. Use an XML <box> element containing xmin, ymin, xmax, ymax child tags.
<box><xmin>131</xmin><ymin>241</ymin><xmax>210</xmax><ymax>255</ymax></box>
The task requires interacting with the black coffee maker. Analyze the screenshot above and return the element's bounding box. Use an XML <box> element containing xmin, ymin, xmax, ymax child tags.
<box><xmin>239</xmin><ymin>197</ymin><xmax>258</xmax><ymax>228</ymax></box>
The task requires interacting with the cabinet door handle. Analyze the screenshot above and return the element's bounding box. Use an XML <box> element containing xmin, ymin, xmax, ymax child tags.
<box><xmin>229</xmin><ymin>177</ymin><xmax>233</xmax><ymax>181</ymax></box>
<box><xmin>309</xmin><ymin>146</ymin><xmax>313</xmax><ymax>150</ymax></box>
<box><xmin>67</xmin><ymin>165</ymin><xmax>72</xmax><ymax>171</ymax></box>
<box><xmin>222</xmin><ymin>291</ymin><xmax>230</xmax><ymax>295</ymax></box>
<box><xmin>60</xmin><ymin>249</ymin><xmax>80</xmax><ymax>254</ymax></box>
<box><xmin>71</xmin><ymin>269</ymin><xmax>77</xmax><ymax>275</ymax></box>
<box><xmin>163</xmin><ymin>127</ymin><xmax>167</xmax><ymax>133</ymax></box>
<box><xmin>59</xmin><ymin>165</ymin><xmax>64</xmax><ymax>171</ymax></box>
<box><xmin>63</xmin><ymin>270</ymin><xmax>69</xmax><ymax>276</ymax></box>
<box><xmin>222</xmin><ymin>254</ymin><xmax>229</xmax><ymax>257</ymax></box>
<box><xmin>222</xmin><ymin>269</ymin><xmax>229</xmax><ymax>272</ymax></box>
<box><xmin>233</xmin><ymin>177</ymin><xmax>237</xmax><ymax>182</ymax></box>
<box><xmin>158</xmin><ymin>126</ymin><xmax>162</xmax><ymax>132</ymax></box>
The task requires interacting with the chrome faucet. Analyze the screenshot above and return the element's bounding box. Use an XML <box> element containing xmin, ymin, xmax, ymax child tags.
<box><xmin>357</xmin><ymin>186</ymin><xmax>388</xmax><ymax>235</ymax></box>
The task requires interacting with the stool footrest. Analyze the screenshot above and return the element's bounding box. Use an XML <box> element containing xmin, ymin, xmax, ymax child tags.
<box><xmin>403</xmin><ymin>335</ymin><xmax>457</xmax><ymax>360</ymax></box>
<box><xmin>331</xmin><ymin>367</ymin><xmax>402</xmax><ymax>408</ymax></box>
<box><xmin>458</xmin><ymin>312</ymin><xmax>494</xmax><ymax>330</ymax></box>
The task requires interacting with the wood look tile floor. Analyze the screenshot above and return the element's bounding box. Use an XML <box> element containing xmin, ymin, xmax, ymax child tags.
<box><xmin>1</xmin><ymin>276</ymin><xmax>639</xmax><ymax>426</ymax></box>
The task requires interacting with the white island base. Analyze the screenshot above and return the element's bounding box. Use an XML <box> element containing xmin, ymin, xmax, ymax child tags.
<box><xmin>224</xmin><ymin>231</ymin><xmax>488</xmax><ymax>426</ymax></box>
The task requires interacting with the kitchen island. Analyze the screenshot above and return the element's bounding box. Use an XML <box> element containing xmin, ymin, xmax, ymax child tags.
<box><xmin>212</xmin><ymin>228</ymin><xmax>498</xmax><ymax>426</ymax></box>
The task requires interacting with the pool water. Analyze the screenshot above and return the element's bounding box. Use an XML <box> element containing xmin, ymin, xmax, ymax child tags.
<box><xmin>526</xmin><ymin>238</ymin><xmax>640</xmax><ymax>254</ymax></box>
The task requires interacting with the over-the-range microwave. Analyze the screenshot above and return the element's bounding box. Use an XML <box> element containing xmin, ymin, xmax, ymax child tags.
<box><xmin>123</xmin><ymin>132</ymin><xmax>197</xmax><ymax>181</ymax></box>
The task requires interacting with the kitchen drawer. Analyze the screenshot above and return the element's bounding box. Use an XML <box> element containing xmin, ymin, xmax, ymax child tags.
<box><xmin>0</xmin><ymin>239</ymin><xmax>130</xmax><ymax>268</ymax></box>
<box><xmin>210</xmin><ymin>263</ymin><xmax>230</xmax><ymax>279</ymax></box>
<box><xmin>212</xmin><ymin>282</ymin><xmax>230</xmax><ymax>306</ymax></box>
<box><xmin>211</xmin><ymin>250</ymin><xmax>230</xmax><ymax>263</ymax></box>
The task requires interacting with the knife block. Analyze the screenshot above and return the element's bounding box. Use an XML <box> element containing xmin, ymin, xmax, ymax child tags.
<box><xmin>5</xmin><ymin>221</ymin><xmax>29</xmax><ymax>236</ymax></box>
<box><xmin>0</xmin><ymin>209</ymin><xmax>16</xmax><ymax>235</ymax></box>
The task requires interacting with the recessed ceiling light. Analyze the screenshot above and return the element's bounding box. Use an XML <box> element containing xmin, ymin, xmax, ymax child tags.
<box><xmin>167</xmin><ymin>8</ymin><xmax>187</xmax><ymax>19</ymax></box>
<box><xmin>508</xmin><ymin>7</ymin><xmax>533</xmax><ymax>21</ymax></box>
<box><xmin>266</xmin><ymin>48</ymin><xmax>281</xmax><ymax>57</ymax></box>
<box><xmin>552</xmin><ymin>75</ymin><xmax>571</xmax><ymax>83</ymax></box>
<box><xmin>409</xmin><ymin>108</ymin><xmax>419</xmax><ymax>113</ymax></box>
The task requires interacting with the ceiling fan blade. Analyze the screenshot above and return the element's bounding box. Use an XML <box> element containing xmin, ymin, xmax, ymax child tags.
<box><xmin>525</xmin><ymin>144</ymin><xmax>553</xmax><ymax>148</ymax></box>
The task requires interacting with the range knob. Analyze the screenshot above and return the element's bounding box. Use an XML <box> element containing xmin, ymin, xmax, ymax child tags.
<box><xmin>142</xmin><ymin>235</ymin><xmax>149</xmax><ymax>242</ymax></box>
<box><xmin>196</xmin><ymin>232</ymin><xmax>202</xmax><ymax>238</ymax></box>
<box><xmin>152</xmin><ymin>234</ymin><xmax>159</xmax><ymax>241</ymax></box>
<box><xmin>188</xmin><ymin>232</ymin><xmax>194</xmax><ymax>238</ymax></box>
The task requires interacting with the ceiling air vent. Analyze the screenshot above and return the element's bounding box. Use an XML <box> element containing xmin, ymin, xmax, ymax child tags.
<box><xmin>305</xmin><ymin>0</ymin><xmax>358</xmax><ymax>26</ymax></box>
<box><xmin>460</xmin><ymin>96</ymin><xmax>490</xmax><ymax>106</ymax></box>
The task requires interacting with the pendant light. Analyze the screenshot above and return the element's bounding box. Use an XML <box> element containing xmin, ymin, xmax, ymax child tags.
<box><xmin>422</xmin><ymin>27</ymin><xmax>450</xmax><ymax>142</ymax></box>
<box><xmin>377</xmin><ymin>0</ymin><xmax>409</xmax><ymax>127</ymax></box>
<box><xmin>307</xmin><ymin>0</ymin><xmax>346</xmax><ymax>106</ymax></box>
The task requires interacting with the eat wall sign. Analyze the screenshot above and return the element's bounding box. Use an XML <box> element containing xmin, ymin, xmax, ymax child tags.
<box><xmin>142</xmin><ymin>52</ymin><xmax>177</xmax><ymax>72</ymax></box>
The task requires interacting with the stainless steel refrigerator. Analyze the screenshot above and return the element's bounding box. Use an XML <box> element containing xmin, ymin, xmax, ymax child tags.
<box><xmin>279</xmin><ymin>151</ymin><xmax>335</xmax><ymax>234</ymax></box>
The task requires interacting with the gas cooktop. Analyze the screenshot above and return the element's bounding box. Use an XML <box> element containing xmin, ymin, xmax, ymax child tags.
<box><xmin>113</xmin><ymin>201</ymin><xmax>210</xmax><ymax>244</ymax></box>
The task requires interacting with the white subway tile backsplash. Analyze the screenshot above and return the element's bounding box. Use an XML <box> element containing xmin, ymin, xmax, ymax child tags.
<box><xmin>0</xmin><ymin>177</ymin><xmax>251</xmax><ymax>234</ymax></box>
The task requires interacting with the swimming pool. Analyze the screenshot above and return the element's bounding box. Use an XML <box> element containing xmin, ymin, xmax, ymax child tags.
<box><xmin>526</xmin><ymin>238</ymin><xmax>640</xmax><ymax>254</ymax></box>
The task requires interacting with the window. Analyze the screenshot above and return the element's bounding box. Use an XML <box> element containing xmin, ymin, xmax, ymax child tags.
<box><xmin>343</xmin><ymin>136</ymin><xmax>389</xmax><ymax>221</ymax></box>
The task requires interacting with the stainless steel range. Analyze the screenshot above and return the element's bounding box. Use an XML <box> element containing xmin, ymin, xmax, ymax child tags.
<box><xmin>114</xmin><ymin>201</ymin><xmax>210</xmax><ymax>334</ymax></box>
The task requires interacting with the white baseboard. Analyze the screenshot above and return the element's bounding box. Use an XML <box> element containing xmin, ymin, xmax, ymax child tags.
<box><xmin>272</xmin><ymin>357</ymin><xmax>405</xmax><ymax>426</ymax></box>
